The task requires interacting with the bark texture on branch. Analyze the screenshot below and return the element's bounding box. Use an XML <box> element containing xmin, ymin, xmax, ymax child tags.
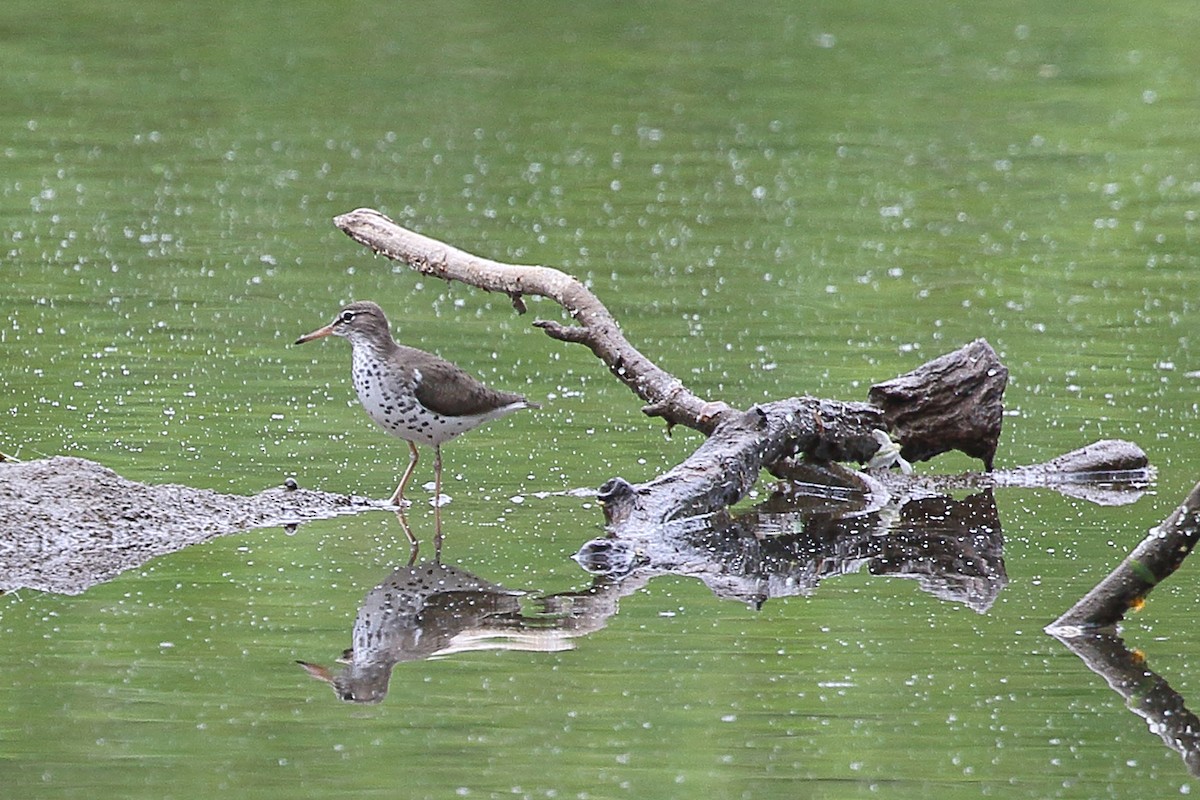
<box><xmin>868</xmin><ymin>338</ymin><xmax>1007</xmax><ymax>470</ymax></box>
<box><xmin>855</xmin><ymin>439</ymin><xmax>1154</xmax><ymax>508</ymax></box>
<box><xmin>598</xmin><ymin>399</ymin><xmax>884</xmax><ymax>526</ymax></box>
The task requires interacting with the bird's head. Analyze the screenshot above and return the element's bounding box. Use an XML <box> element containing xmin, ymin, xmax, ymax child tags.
<box><xmin>294</xmin><ymin>300</ymin><xmax>391</xmax><ymax>347</ymax></box>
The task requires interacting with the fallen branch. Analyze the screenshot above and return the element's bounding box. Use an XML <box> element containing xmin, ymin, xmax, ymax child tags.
<box><xmin>334</xmin><ymin>208</ymin><xmax>1023</xmax><ymax>524</ymax></box>
<box><xmin>598</xmin><ymin>399</ymin><xmax>884</xmax><ymax>526</ymax></box>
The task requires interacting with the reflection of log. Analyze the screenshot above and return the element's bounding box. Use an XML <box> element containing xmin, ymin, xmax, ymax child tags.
<box><xmin>1050</xmin><ymin>630</ymin><xmax>1200</xmax><ymax>778</ymax></box>
<box><xmin>1047</xmin><ymin>480</ymin><xmax>1200</xmax><ymax>632</ymax></box>
<box><xmin>575</xmin><ymin>489</ymin><xmax>1006</xmax><ymax>611</ymax></box>
<box><xmin>834</xmin><ymin>491</ymin><xmax>1007</xmax><ymax>612</ymax></box>
<box><xmin>0</xmin><ymin>456</ymin><xmax>375</xmax><ymax>595</ymax></box>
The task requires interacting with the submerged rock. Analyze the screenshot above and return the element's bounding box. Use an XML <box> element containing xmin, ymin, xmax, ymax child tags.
<box><xmin>0</xmin><ymin>456</ymin><xmax>376</xmax><ymax>595</ymax></box>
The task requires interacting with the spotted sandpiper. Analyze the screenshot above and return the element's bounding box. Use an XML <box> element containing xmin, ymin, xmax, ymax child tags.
<box><xmin>294</xmin><ymin>301</ymin><xmax>539</xmax><ymax>522</ymax></box>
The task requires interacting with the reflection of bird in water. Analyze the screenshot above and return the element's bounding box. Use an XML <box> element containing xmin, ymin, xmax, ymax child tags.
<box><xmin>294</xmin><ymin>301</ymin><xmax>539</xmax><ymax>532</ymax></box>
<box><xmin>298</xmin><ymin>561</ymin><xmax>568</xmax><ymax>703</ymax></box>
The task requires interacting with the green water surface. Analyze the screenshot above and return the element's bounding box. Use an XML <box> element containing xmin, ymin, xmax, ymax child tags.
<box><xmin>3</xmin><ymin>2</ymin><xmax>1200</xmax><ymax>798</ymax></box>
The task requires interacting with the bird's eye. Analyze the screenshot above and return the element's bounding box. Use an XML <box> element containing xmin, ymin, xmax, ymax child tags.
<box><xmin>339</xmin><ymin>311</ymin><xmax>355</xmax><ymax>324</ymax></box>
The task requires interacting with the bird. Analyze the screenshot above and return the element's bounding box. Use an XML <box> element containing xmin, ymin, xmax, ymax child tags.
<box><xmin>294</xmin><ymin>300</ymin><xmax>539</xmax><ymax>524</ymax></box>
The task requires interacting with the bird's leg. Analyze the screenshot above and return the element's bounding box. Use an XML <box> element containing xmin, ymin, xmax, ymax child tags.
<box><xmin>388</xmin><ymin>441</ymin><xmax>420</xmax><ymax>507</ymax></box>
<box><xmin>393</xmin><ymin>508</ymin><xmax>419</xmax><ymax>566</ymax></box>
<box><xmin>433</xmin><ymin>443</ymin><xmax>443</xmax><ymax>539</ymax></box>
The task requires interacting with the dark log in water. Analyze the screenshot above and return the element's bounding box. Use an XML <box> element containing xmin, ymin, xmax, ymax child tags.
<box><xmin>596</xmin><ymin>399</ymin><xmax>884</xmax><ymax>526</ymax></box>
<box><xmin>868</xmin><ymin>338</ymin><xmax>1007</xmax><ymax>470</ymax></box>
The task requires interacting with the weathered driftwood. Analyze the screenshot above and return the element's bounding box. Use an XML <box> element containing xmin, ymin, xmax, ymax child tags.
<box><xmin>0</xmin><ymin>456</ymin><xmax>375</xmax><ymax>595</ymax></box>
<box><xmin>1047</xmin><ymin>479</ymin><xmax>1200</xmax><ymax>633</ymax></box>
<box><xmin>334</xmin><ymin>208</ymin><xmax>1025</xmax><ymax>526</ymax></box>
<box><xmin>597</xmin><ymin>398</ymin><xmax>884</xmax><ymax>527</ymax></box>
<box><xmin>868</xmin><ymin>338</ymin><xmax>1008</xmax><ymax>470</ymax></box>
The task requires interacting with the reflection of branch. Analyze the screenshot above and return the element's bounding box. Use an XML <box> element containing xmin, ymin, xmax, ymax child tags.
<box><xmin>1046</xmin><ymin>481</ymin><xmax>1200</xmax><ymax>776</ymax></box>
<box><xmin>576</xmin><ymin>489</ymin><xmax>1007</xmax><ymax>611</ymax></box>
<box><xmin>1047</xmin><ymin>480</ymin><xmax>1200</xmax><ymax>632</ymax></box>
<box><xmin>1049</xmin><ymin>630</ymin><xmax>1200</xmax><ymax>778</ymax></box>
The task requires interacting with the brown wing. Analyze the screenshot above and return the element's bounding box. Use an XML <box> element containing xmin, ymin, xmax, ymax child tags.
<box><xmin>407</xmin><ymin>349</ymin><xmax>529</xmax><ymax>417</ymax></box>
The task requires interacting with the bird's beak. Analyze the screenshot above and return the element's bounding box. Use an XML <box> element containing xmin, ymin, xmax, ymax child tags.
<box><xmin>296</xmin><ymin>660</ymin><xmax>335</xmax><ymax>685</ymax></box>
<box><xmin>294</xmin><ymin>323</ymin><xmax>335</xmax><ymax>345</ymax></box>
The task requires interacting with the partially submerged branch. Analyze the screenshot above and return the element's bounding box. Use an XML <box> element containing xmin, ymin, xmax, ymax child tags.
<box><xmin>334</xmin><ymin>208</ymin><xmax>1155</xmax><ymax>526</ymax></box>
<box><xmin>1047</xmin><ymin>480</ymin><xmax>1200</xmax><ymax>633</ymax></box>
<box><xmin>336</xmin><ymin>209</ymin><xmax>1006</xmax><ymax>460</ymax></box>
